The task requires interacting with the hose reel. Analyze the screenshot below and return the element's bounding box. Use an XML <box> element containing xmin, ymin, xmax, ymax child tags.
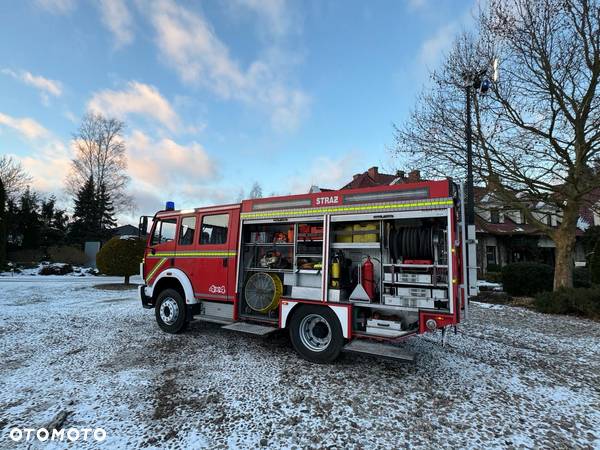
<box><xmin>244</xmin><ymin>272</ymin><xmax>283</xmax><ymax>313</ymax></box>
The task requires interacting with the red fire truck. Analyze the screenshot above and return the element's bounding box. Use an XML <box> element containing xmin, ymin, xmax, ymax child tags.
<box><xmin>139</xmin><ymin>179</ymin><xmax>469</xmax><ymax>363</ymax></box>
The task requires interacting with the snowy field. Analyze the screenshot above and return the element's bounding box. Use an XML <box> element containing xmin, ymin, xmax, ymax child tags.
<box><xmin>0</xmin><ymin>278</ymin><xmax>599</xmax><ymax>449</ymax></box>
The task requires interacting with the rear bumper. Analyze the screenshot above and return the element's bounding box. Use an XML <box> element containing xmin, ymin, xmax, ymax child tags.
<box><xmin>139</xmin><ymin>284</ymin><xmax>154</xmax><ymax>309</ymax></box>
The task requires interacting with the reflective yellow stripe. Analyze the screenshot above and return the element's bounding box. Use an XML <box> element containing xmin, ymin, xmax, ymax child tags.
<box><xmin>240</xmin><ymin>199</ymin><xmax>454</xmax><ymax>219</ymax></box>
<box><xmin>146</xmin><ymin>251</ymin><xmax>237</xmax><ymax>258</ymax></box>
<box><xmin>145</xmin><ymin>257</ymin><xmax>167</xmax><ymax>282</ymax></box>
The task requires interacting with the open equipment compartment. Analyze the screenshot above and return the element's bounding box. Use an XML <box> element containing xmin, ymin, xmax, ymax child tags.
<box><xmin>238</xmin><ymin>221</ymin><xmax>294</xmax><ymax>322</ymax></box>
<box><xmin>324</xmin><ymin>210</ymin><xmax>454</xmax><ymax>339</ymax></box>
<box><xmin>238</xmin><ymin>218</ymin><xmax>327</xmax><ymax>322</ymax></box>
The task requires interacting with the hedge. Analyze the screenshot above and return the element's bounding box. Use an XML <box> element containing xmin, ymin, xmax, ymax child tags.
<box><xmin>535</xmin><ymin>286</ymin><xmax>600</xmax><ymax>319</ymax></box>
<box><xmin>501</xmin><ymin>262</ymin><xmax>553</xmax><ymax>296</ymax></box>
<box><xmin>96</xmin><ymin>237</ymin><xmax>145</xmax><ymax>284</ymax></box>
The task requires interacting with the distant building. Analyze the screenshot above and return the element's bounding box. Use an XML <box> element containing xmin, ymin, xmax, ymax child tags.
<box><xmin>111</xmin><ymin>224</ymin><xmax>144</xmax><ymax>237</ymax></box>
<box><xmin>342</xmin><ymin>166</ymin><xmax>422</xmax><ymax>190</ymax></box>
<box><xmin>474</xmin><ymin>187</ymin><xmax>597</xmax><ymax>274</ymax></box>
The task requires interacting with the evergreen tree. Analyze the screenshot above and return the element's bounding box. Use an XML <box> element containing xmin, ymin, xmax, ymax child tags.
<box><xmin>40</xmin><ymin>195</ymin><xmax>56</xmax><ymax>226</ymax></box>
<box><xmin>97</xmin><ymin>183</ymin><xmax>116</xmax><ymax>237</ymax></box>
<box><xmin>69</xmin><ymin>176</ymin><xmax>100</xmax><ymax>243</ymax></box>
<box><xmin>18</xmin><ymin>187</ymin><xmax>41</xmax><ymax>249</ymax></box>
<box><xmin>40</xmin><ymin>195</ymin><xmax>68</xmax><ymax>246</ymax></box>
<box><xmin>0</xmin><ymin>176</ymin><xmax>6</xmax><ymax>269</ymax></box>
<box><xmin>5</xmin><ymin>198</ymin><xmax>19</xmax><ymax>248</ymax></box>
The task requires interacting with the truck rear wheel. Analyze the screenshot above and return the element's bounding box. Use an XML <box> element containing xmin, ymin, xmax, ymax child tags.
<box><xmin>289</xmin><ymin>305</ymin><xmax>343</xmax><ymax>363</ymax></box>
<box><xmin>155</xmin><ymin>289</ymin><xmax>187</xmax><ymax>334</ymax></box>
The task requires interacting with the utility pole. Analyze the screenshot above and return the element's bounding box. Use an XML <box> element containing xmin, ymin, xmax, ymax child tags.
<box><xmin>465</xmin><ymin>85</ymin><xmax>475</xmax><ymax>226</ymax></box>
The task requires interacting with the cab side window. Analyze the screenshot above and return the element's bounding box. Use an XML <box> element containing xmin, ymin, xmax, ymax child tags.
<box><xmin>200</xmin><ymin>214</ymin><xmax>229</xmax><ymax>245</ymax></box>
<box><xmin>151</xmin><ymin>218</ymin><xmax>177</xmax><ymax>245</ymax></box>
<box><xmin>178</xmin><ymin>216</ymin><xmax>197</xmax><ymax>246</ymax></box>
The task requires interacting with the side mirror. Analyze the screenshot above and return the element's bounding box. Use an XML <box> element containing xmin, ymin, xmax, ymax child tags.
<box><xmin>139</xmin><ymin>216</ymin><xmax>149</xmax><ymax>238</ymax></box>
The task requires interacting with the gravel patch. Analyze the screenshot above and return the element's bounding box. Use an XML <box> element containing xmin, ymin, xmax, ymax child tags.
<box><xmin>0</xmin><ymin>281</ymin><xmax>598</xmax><ymax>449</ymax></box>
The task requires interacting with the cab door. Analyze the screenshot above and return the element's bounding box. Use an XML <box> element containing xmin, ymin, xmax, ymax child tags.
<box><xmin>194</xmin><ymin>211</ymin><xmax>235</xmax><ymax>302</ymax></box>
<box><xmin>175</xmin><ymin>215</ymin><xmax>199</xmax><ymax>290</ymax></box>
<box><xmin>145</xmin><ymin>217</ymin><xmax>178</xmax><ymax>285</ymax></box>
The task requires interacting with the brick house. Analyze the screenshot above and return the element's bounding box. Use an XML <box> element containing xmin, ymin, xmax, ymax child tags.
<box><xmin>324</xmin><ymin>167</ymin><xmax>595</xmax><ymax>275</ymax></box>
<box><xmin>474</xmin><ymin>187</ymin><xmax>596</xmax><ymax>274</ymax></box>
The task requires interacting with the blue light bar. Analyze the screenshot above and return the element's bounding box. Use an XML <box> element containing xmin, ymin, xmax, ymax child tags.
<box><xmin>165</xmin><ymin>201</ymin><xmax>175</xmax><ymax>211</ymax></box>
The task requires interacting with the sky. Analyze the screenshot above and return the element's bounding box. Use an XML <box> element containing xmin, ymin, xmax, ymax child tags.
<box><xmin>0</xmin><ymin>0</ymin><xmax>476</xmax><ymax>224</ymax></box>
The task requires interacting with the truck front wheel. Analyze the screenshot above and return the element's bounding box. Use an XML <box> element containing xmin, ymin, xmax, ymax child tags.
<box><xmin>155</xmin><ymin>289</ymin><xmax>187</xmax><ymax>334</ymax></box>
<box><xmin>289</xmin><ymin>305</ymin><xmax>343</xmax><ymax>363</ymax></box>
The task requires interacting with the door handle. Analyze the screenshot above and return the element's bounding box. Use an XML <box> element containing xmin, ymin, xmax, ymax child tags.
<box><xmin>223</xmin><ymin>257</ymin><xmax>228</xmax><ymax>267</ymax></box>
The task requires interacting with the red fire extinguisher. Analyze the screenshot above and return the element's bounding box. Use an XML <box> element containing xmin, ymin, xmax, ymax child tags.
<box><xmin>362</xmin><ymin>256</ymin><xmax>375</xmax><ymax>300</ymax></box>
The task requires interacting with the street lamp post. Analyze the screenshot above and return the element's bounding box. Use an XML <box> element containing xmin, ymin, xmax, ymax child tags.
<box><xmin>465</xmin><ymin>84</ymin><xmax>475</xmax><ymax>226</ymax></box>
<box><xmin>462</xmin><ymin>68</ymin><xmax>491</xmax><ymax>298</ymax></box>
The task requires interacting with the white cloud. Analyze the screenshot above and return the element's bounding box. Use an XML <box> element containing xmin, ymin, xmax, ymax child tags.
<box><xmin>121</xmin><ymin>129</ymin><xmax>228</xmax><ymax>217</ymax></box>
<box><xmin>128</xmin><ymin>130</ymin><xmax>214</xmax><ymax>181</ymax></box>
<box><xmin>98</xmin><ymin>0</ymin><xmax>134</xmax><ymax>47</ymax></box>
<box><xmin>284</xmin><ymin>152</ymin><xmax>362</xmax><ymax>194</ymax></box>
<box><xmin>0</xmin><ymin>112</ymin><xmax>49</xmax><ymax>140</ymax></box>
<box><xmin>18</xmin><ymin>141</ymin><xmax>72</xmax><ymax>194</ymax></box>
<box><xmin>147</xmin><ymin>0</ymin><xmax>310</xmax><ymax>131</ymax></box>
<box><xmin>35</xmin><ymin>0</ymin><xmax>75</xmax><ymax>14</ymax></box>
<box><xmin>2</xmin><ymin>69</ymin><xmax>63</xmax><ymax>104</ymax></box>
<box><xmin>127</xmin><ymin>129</ymin><xmax>217</xmax><ymax>191</ymax></box>
<box><xmin>418</xmin><ymin>23</ymin><xmax>458</xmax><ymax>67</ymax></box>
<box><xmin>88</xmin><ymin>81</ymin><xmax>180</xmax><ymax>131</ymax></box>
<box><xmin>417</xmin><ymin>5</ymin><xmax>477</xmax><ymax>69</ymax></box>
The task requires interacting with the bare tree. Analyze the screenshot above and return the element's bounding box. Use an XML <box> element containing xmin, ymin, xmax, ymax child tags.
<box><xmin>248</xmin><ymin>182</ymin><xmax>263</xmax><ymax>199</ymax></box>
<box><xmin>395</xmin><ymin>0</ymin><xmax>600</xmax><ymax>289</ymax></box>
<box><xmin>66</xmin><ymin>113</ymin><xmax>133</xmax><ymax>212</ymax></box>
<box><xmin>235</xmin><ymin>188</ymin><xmax>245</xmax><ymax>203</ymax></box>
<box><xmin>0</xmin><ymin>155</ymin><xmax>33</xmax><ymax>200</ymax></box>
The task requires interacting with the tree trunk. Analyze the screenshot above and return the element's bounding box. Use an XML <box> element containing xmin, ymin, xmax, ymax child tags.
<box><xmin>552</xmin><ymin>205</ymin><xmax>579</xmax><ymax>290</ymax></box>
<box><xmin>124</xmin><ymin>275</ymin><xmax>130</xmax><ymax>285</ymax></box>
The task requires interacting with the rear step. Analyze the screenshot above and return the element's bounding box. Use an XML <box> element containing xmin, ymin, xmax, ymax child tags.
<box><xmin>221</xmin><ymin>322</ymin><xmax>278</xmax><ymax>336</ymax></box>
<box><xmin>343</xmin><ymin>340</ymin><xmax>415</xmax><ymax>362</ymax></box>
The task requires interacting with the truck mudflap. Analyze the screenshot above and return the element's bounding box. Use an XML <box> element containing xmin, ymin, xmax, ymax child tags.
<box><xmin>139</xmin><ymin>285</ymin><xmax>154</xmax><ymax>309</ymax></box>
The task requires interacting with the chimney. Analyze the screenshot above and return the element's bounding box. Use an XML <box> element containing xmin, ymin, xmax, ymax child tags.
<box><xmin>407</xmin><ymin>170</ymin><xmax>421</xmax><ymax>182</ymax></box>
<box><xmin>367</xmin><ymin>166</ymin><xmax>378</xmax><ymax>178</ymax></box>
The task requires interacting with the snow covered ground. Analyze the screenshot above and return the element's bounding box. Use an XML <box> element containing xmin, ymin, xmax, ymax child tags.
<box><xmin>0</xmin><ymin>279</ymin><xmax>599</xmax><ymax>449</ymax></box>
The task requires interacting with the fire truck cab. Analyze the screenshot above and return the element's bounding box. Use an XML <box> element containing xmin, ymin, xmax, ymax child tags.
<box><xmin>139</xmin><ymin>179</ymin><xmax>469</xmax><ymax>363</ymax></box>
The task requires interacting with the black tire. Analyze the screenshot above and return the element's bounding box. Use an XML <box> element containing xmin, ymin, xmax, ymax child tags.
<box><xmin>155</xmin><ymin>288</ymin><xmax>187</xmax><ymax>334</ymax></box>
<box><xmin>289</xmin><ymin>305</ymin><xmax>344</xmax><ymax>363</ymax></box>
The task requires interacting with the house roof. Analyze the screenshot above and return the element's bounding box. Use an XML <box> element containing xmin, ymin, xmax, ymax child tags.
<box><xmin>112</xmin><ymin>224</ymin><xmax>142</xmax><ymax>236</ymax></box>
<box><xmin>475</xmin><ymin>185</ymin><xmax>600</xmax><ymax>238</ymax></box>
<box><xmin>476</xmin><ymin>216</ymin><xmax>542</xmax><ymax>235</ymax></box>
<box><xmin>340</xmin><ymin>166</ymin><xmax>422</xmax><ymax>190</ymax></box>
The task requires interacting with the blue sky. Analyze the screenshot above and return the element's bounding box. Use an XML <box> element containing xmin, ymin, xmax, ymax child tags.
<box><xmin>0</xmin><ymin>0</ymin><xmax>475</xmax><ymax>223</ymax></box>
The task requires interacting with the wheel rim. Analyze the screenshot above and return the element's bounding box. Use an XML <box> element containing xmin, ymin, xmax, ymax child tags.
<box><xmin>160</xmin><ymin>297</ymin><xmax>179</xmax><ymax>325</ymax></box>
<box><xmin>299</xmin><ymin>314</ymin><xmax>331</xmax><ymax>352</ymax></box>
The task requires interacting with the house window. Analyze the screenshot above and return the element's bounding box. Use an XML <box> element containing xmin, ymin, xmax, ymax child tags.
<box><xmin>490</xmin><ymin>209</ymin><xmax>500</xmax><ymax>224</ymax></box>
<box><xmin>486</xmin><ymin>246</ymin><xmax>497</xmax><ymax>265</ymax></box>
